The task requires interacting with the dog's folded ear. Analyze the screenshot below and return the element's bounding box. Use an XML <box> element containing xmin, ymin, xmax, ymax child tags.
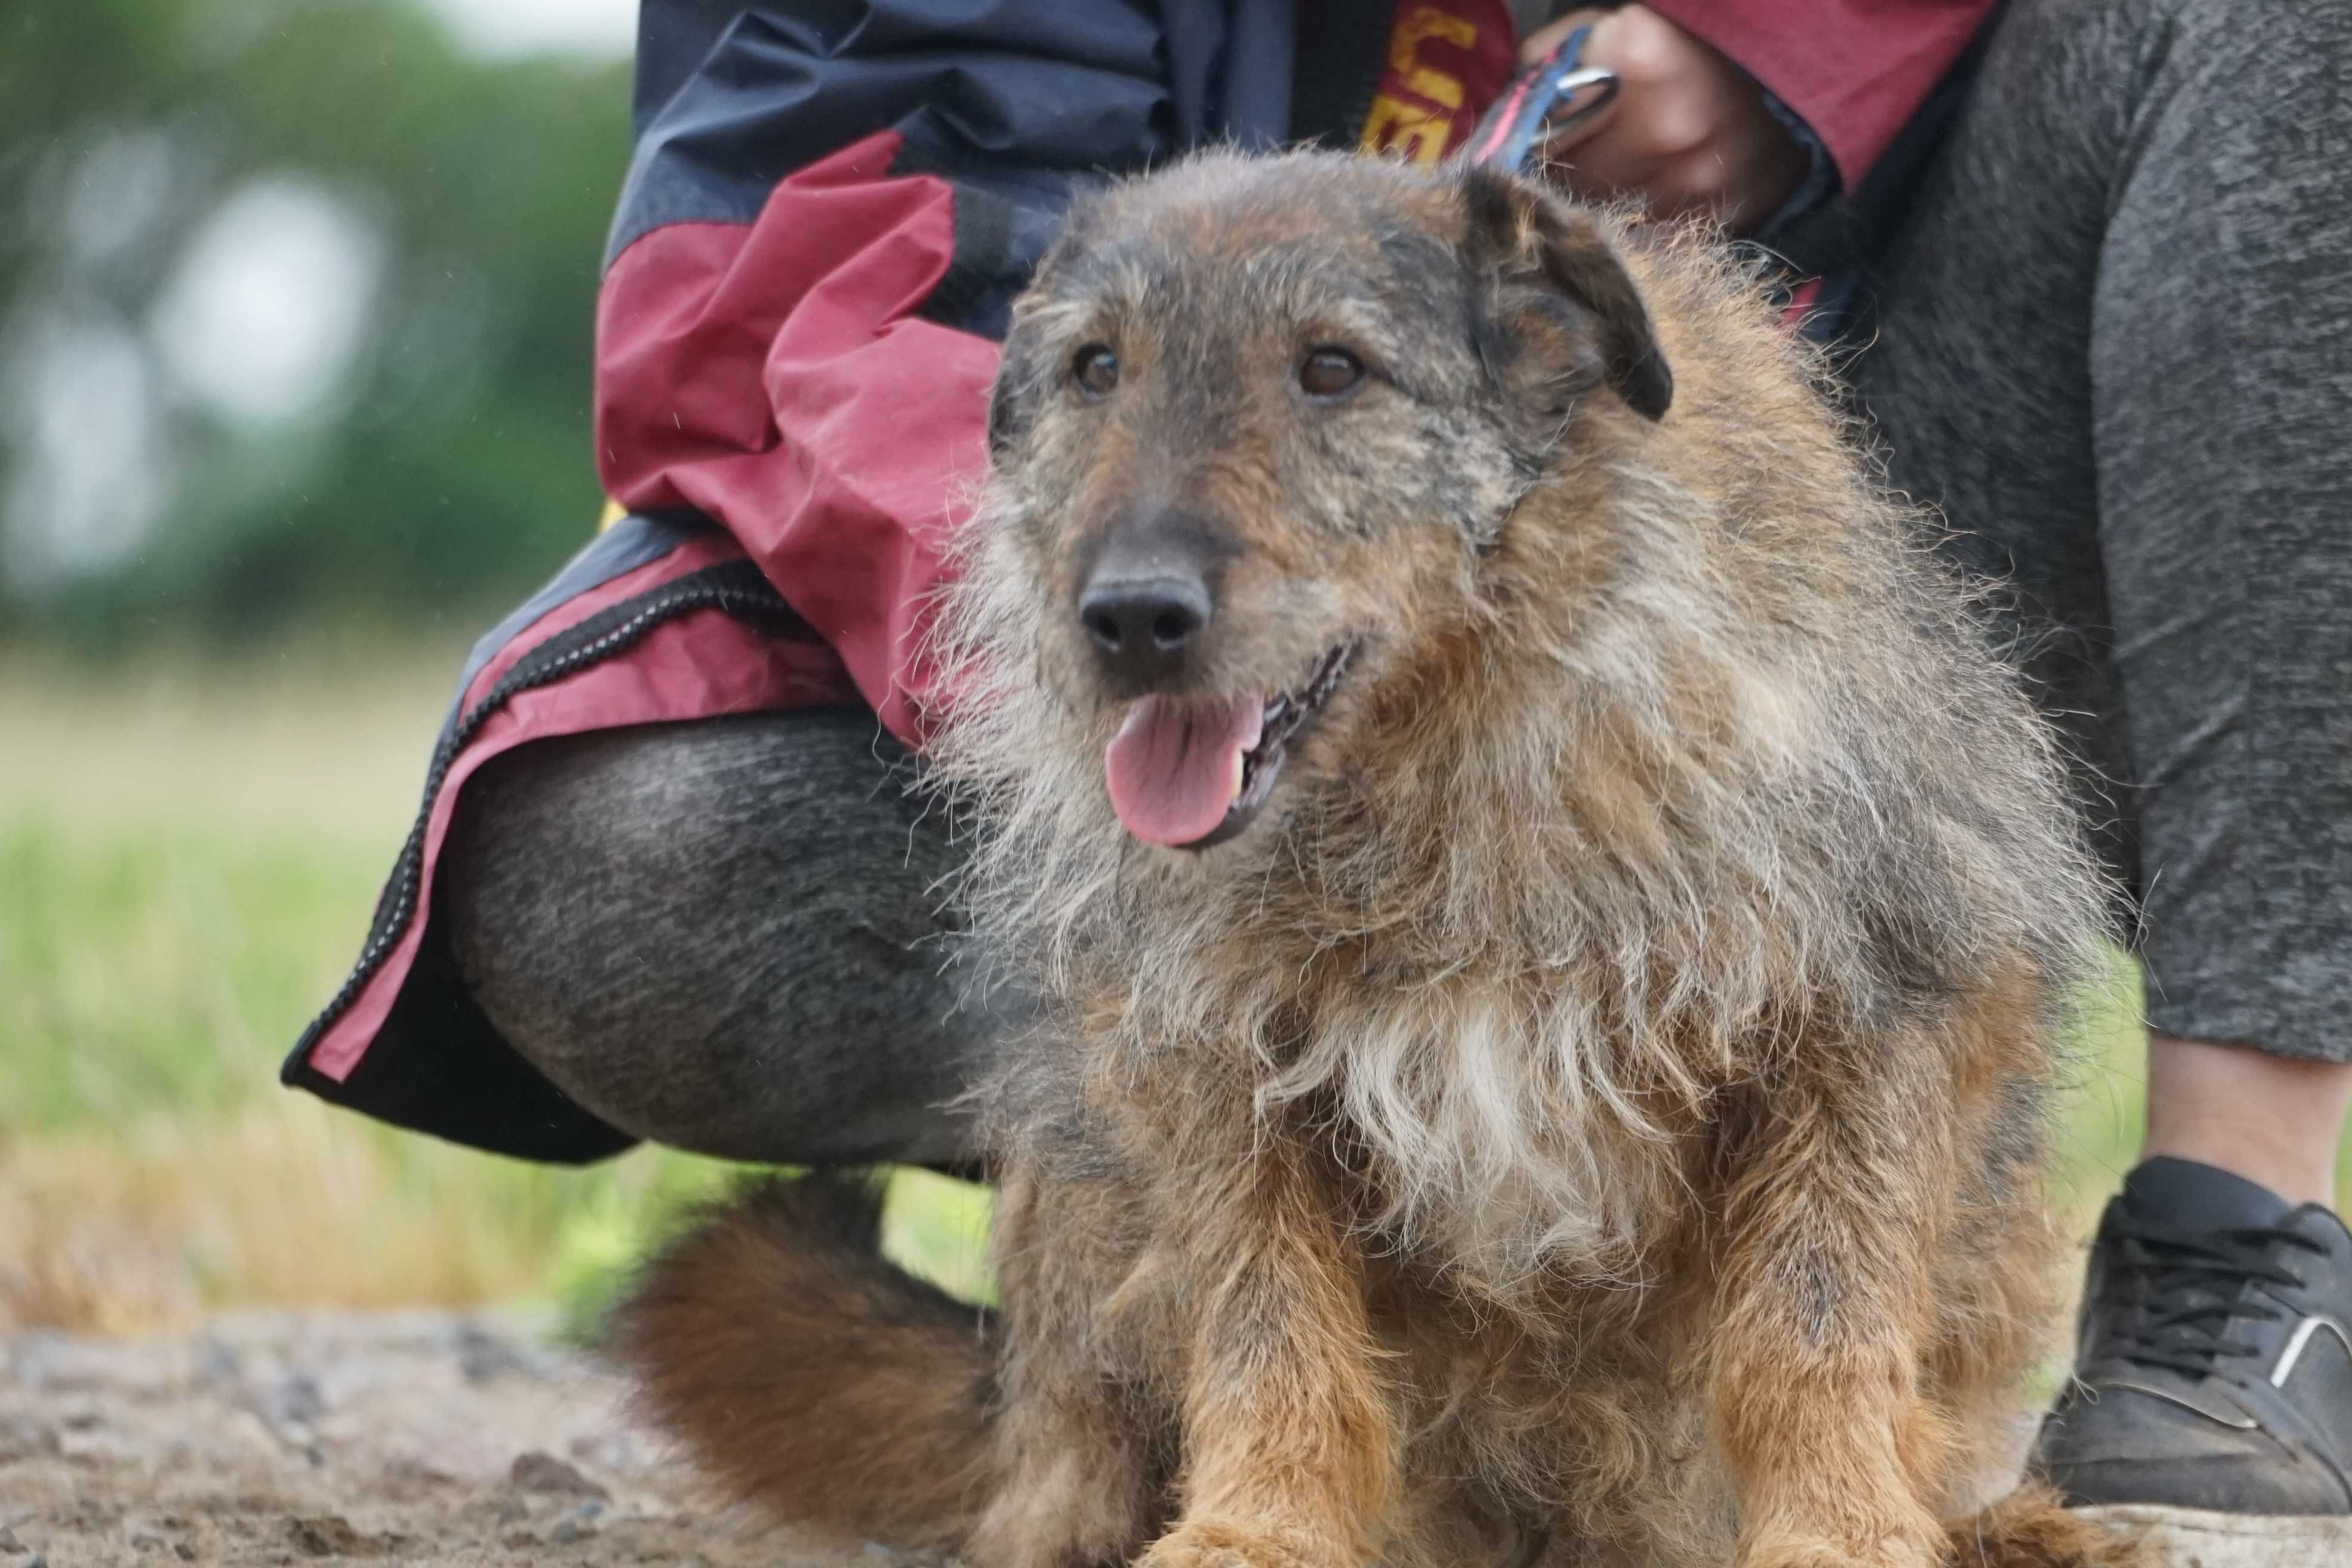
<box><xmin>1458</xmin><ymin>164</ymin><xmax>1673</xmax><ymax>425</ymax></box>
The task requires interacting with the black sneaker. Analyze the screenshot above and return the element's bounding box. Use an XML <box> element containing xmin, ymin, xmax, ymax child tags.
<box><xmin>2028</xmin><ymin>1157</ymin><xmax>2352</xmax><ymax>1517</ymax></box>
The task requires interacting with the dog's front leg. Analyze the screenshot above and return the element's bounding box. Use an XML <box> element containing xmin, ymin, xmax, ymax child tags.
<box><xmin>1138</xmin><ymin>1142</ymin><xmax>1398</xmax><ymax>1568</ymax></box>
<box><xmin>969</xmin><ymin>1154</ymin><xmax>1165</xmax><ymax>1568</ymax></box>
<box><xmin>1708</xmin><ymin>1046</ymin><xmax>1960</xmax><ymax>1568</ymax></box>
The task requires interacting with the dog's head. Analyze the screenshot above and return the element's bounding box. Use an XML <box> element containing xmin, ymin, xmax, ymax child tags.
<box><xmin>975</xmin><ymin>151</ymin><xmax>1671</xmax><ymax>853</ymax></box>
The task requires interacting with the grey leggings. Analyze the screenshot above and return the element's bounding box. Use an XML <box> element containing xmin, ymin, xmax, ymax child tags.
<box><xmin>1846</xmin><ymin>0</ymin><xmax>2351</xmax><ymax>1065</ymax></box>
<box><xmin>444</xmin><ymin>708</ymin><xmax>984</xmax><ymax>1166</ymax></box>
<box><xmin>443</xmin><ymin>0</ymin><xmax>2352</xmax><ymax>1168</ymax></box>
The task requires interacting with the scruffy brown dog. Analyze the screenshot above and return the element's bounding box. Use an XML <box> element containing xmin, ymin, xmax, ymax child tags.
<box><xmin>621</xmin><ymin>152</ymin><xmax>2146</xmax><ymax>1568</ymax></box>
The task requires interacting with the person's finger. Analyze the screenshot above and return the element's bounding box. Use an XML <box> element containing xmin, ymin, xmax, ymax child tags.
<box><xmin>1517</xmin><ymin>8</ymin><xmax>1612</xmax><ymax>69</ymax></box>
<box><xmin>1522</xmin><ymin>4</ymin><xmax>1805</xmax><ymax>231</ymax></box>
<box><xmin>1522</xmin><ymin>8</ymin><xmax>1628</xmax><ymax>161</ymax></box>
<box><xmin>1531</xmin><ymin>76</ymin><xmax>1624</xmax><ymax>161</ymax></box>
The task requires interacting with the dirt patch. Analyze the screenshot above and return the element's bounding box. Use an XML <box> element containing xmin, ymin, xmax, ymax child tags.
<box><xmin>3</xmin><ymin>1308</ymin><xmax>2287</xmax><ymax>1566</ymax></box>
<box><xmin>0</xmin><ymin>1309</ymin><xmax>881</xmax><ymax>1566</ymax></box>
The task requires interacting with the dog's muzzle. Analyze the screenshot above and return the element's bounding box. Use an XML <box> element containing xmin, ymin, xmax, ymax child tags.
<box><xmin>1101</xmin><ymin>641</ymin><xmax>1355</xmax><ymax>850</ymax></box>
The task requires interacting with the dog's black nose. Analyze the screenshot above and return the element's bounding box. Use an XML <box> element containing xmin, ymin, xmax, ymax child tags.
<box><xmin>1077</xmin><ymin>507</ymin><xmax>1232</xmax><ymax>690</ymax></box>
<box><xmin>1079</xmin><ymin>572</ymin><xmax>1212</xmax><ymax>687</ymax></box>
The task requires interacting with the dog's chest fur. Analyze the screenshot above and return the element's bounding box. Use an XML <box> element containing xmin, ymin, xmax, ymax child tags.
<box><xmin>1074</xmin><ymin>923</ymin><xmax>1706</xmax><ymax>1304</ymax></box>
<box><xmin>1313</xmin><ymin>985</ymin><xmax>1692</xmax><ymax>1291</ymax></box>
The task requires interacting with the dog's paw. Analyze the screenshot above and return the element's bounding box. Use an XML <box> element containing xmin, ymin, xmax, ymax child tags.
<box><xmin>1135</xmin><ymin>1519</ymin><xmax>1335</xmax><ymax>1568</ymax></box>
<box><xmin>966</xmin><ymin>1457</ymin><xmax>1152</xmax><ymax>1568</ymax></box>
<box><xmin>1736</xmin><ymin>1529</ymin><xmax>1943</xmax><ymax>1568</ymax></box>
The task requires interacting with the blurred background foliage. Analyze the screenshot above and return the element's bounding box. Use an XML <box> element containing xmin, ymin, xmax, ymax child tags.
<box><xmin>1</xmin><ymin>0</ymin><xmax>626</xmax><ymax>648</ymax></box>
<box><xmin>0</xmin><ymin>0</ymin><xmax>993</xmax><ymax>1337</ymax></box>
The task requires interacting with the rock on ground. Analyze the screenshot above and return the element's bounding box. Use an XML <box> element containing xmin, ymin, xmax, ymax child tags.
<box><xmin>0</xmin><ymin>1309</ymin><xmax>884</xmax><ymax>1567</ymax></box>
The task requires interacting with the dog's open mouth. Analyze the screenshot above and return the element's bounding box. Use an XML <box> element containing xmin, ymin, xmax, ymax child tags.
<box><xmin>1102</xmin><ymin>642</ymin><xmax>1355</xmax><ymax>850</ymax></box>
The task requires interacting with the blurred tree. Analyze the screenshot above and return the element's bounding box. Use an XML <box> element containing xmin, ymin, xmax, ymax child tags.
<box><xmin>0</xmin><ymin>0</ymin><xmax>632</xmax><ymax>647</ymax></box>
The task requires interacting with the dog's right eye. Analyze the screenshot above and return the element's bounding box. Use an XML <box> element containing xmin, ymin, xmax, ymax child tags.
<box><xmin>1071</xmin><ymin>344</ymin><xmax>1120</xmax><ymax>399</ymax></box>
<box><xmin>1298</xmin><ymin>347</ymin><xmax>1365</xmax><ymax>401</ymax></box>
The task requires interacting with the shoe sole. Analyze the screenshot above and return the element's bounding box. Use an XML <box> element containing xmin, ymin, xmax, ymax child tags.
<box><xmin>2082</xmin><ymin>1505</ymin><xmax>2352</xmax><ymax>1566</ymax></box>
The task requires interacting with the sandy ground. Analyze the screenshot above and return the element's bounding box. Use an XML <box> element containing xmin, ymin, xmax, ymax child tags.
<box><xmin>0</xmin><ymin>1310</ymin><xmax>875</xmax><ymax>1567</ymax></box>
<box><xmin>4</xmin><ymin>1310</ymin><xmax>2337</xmax><ymax>1568</ymax></box>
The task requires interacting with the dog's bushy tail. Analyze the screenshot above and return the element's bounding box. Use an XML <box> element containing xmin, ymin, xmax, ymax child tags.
<box><xmin>1944</xmin><ymin>1487</ymin><xmax>2158</xmax><ymax>1567</ymax></box>
<box><xmin>614</xmin><ymin>1174</ymin><xmax>998</xmax><ymax>1549</ymax></box>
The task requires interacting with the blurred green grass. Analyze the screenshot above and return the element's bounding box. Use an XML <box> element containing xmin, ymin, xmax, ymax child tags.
<box><xmin>0</xmin><ymin>645</ymin><xmax>991</xmax><ymax>1336</ymax></box>
<box><xmin>1</xmin><ymin>644</ymin><xmax>2328</xmax><ymax>1340</ymax></box>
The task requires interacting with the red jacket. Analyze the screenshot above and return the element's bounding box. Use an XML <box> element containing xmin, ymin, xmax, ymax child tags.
<box><xmin>285</xmin><ymin>0</ymin><xmax>2000</xmax><ymax>1161</ymax></box>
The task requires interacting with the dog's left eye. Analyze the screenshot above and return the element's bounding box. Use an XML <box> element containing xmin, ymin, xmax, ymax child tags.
<box><xmin>1071</xmin><ymin>344</ymin><xmax>1120</xmax><ymax>399</ymax></box>
<box><xmin>1297</xmin><ymin>347</ymin><xmax>1365</xmax><ymax>400</ymax></box>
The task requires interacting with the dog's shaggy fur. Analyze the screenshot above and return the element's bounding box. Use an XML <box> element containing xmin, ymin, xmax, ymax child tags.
<box><xmin>621</xmin><ymin>152</ymin><xmax>2145</xmax><ymax>1568</ymax></box>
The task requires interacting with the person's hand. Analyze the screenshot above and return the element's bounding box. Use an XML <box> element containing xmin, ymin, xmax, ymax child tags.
<box><xmin>1520</xmin><ymin>6</ymin><xmax>1809</xmax><ymax>232</ymax></box>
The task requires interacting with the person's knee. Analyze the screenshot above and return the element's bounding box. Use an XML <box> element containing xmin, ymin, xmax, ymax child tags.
<box><xmin>437</xmin><ymin>711</ymin><xmax>982</xmax><ymax>1165</ymax></box>
<box><xmin>441</xmin><ymin>722</ymin><xmax>726</xmax><ymax>1016</ymax></box>
<box><xmin>446</xmin><ymin>710</ymin><xmax>944</xmax><ymax>993</ymax></box>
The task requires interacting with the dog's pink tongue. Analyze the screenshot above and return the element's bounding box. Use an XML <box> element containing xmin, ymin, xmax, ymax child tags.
<box><xmin>1104</xmin><ymin>694</ymin><xmax>1263</xmax><ymax>847</ymax></box>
